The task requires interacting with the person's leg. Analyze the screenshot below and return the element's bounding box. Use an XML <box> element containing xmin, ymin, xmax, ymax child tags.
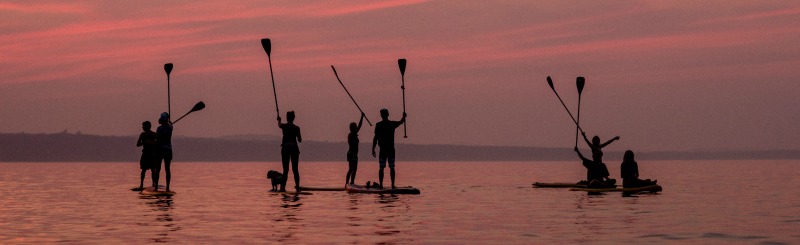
<box><xmin>164</xmin><ymin>151</ymin><xmax>172</xmax><ymax>191</ymax></box>
<box><xmin>378</xmin><ymin>153</ymin><xmax>387</xmax><ymax>188</ymax></box>
<box><xmin>291</xmin><ymin>152</ymin><xmax>300</xmax><ymax>189</ymax></box>
<box><xmin>351</xmin><ymin>159</ymin><xmax>358</xmax><ymax>185</ymax></box>
<box><xmin>388</xmin><ymin>152</ymin><xmax>396</xmax><ymax>188</ymax></box>
<box><xmin>140</xmin><ymin>169</ymin><xmax>146</xmax><ymax>188</ymax></box>
<box><xmin>281</xmin><ymin>150</ymin><xmax>290</xmax><ymax>191</ymax></box>
<box><xmin>153</xmin><ymin>155</ymin><xmax>162</xmax><ymax>190</ymax></box>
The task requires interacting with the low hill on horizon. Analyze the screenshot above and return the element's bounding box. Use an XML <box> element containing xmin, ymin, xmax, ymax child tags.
<box><xmin>0</xmin><ymin>132</ymin><xmax>798</xmax><ymax>162</ymax></box>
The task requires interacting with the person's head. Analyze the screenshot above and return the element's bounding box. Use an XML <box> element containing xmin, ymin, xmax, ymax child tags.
<box><xmin>380</xmin><ymin>108</ymin><xmax>389</xmax><ymax>120</ymax></box>
<box><xmin>592</xmin><ymin>136</ymin><xmax>600</xmax><ymax>145</ymax></box>
<box><xmin>623</xmin><ymin>150</ymin><xmax>635</xmax><ymax>162</ymax></box>
<box><xmin>349</xmin><ymin>122</ymin><xmax>358</xmax><ymax>132</ymax></box>
<box><xmin>158</xmin><ymin>112</ymin><xmax>169</xmax><ymax>125</ymax></box>
<box><xmin>286</xmin><ymin>111</ymin><xmax>295</xmax><ymax>123</ymax></box>
<box><xmin>142</xmin><ymin>121</ymin><xmax>151</xmax><ymax>131</ymax></box>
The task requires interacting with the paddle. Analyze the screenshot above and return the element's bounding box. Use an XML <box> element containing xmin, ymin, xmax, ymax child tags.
<box><xmin>331</xmin><ymin>65</ymin><xmax>372</xmax><ymax>126</ymax></box>
<box><xmin>260</xmin><ymin>38</ymin><xmax>280</xmax><ymax>119</ymax></box>
<box><xmin>546</xmin><ymin>76</ymin><xmax>586</xmax><ymax>133</ymax></box>
<box><xmin>172</xmin><ymin>101</ymin><xmax>206</xmax><ymax>124</ymax></box>
<box><xmin>398</xmin><ymin>58</ymin><xmax>407</xmax><ymax>138</ymax></box>
<box><xmin>575</xmin><ymin>76</ymin><xmax>585</xmax><ymax>147</ymax></box>
<box><xmin>164</xmin><ymin>63</ymin><xmax>173</xmax><ymax>117</ymax></box>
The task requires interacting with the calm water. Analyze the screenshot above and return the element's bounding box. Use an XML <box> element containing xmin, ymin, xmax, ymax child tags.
<box><xmin>1</xmin><ymin>160</ymin><xmax>798</xmax><ymax>244</ymax></box>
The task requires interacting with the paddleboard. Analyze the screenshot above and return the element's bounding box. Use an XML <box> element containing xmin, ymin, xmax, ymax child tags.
<box><xmin>569</xmin><ymin>184</ymin><xmax>662</xmax><ymax>193</ymax></box>
<box><xmin>345</xmin><ymin>184</ymin><xmax>420</xmax><ymax>194</ymax></box>
<box><xmin>296</xmin><ymin>186</ymin><xmax>345</xmax><ymax>191</ymax></box>
<box><xmin>130</xmin><ymin>187</ymin><xmax>146</xmax><ymax>191</ymax></box>
<box><xmin>269</xmin><ymin>190</ymin><xmax>313</xmax><ymax>195</ymax></box>
<box><xmin>532</xmin><ymin>182</ymin><xmax>587</xmax><ymax>188</ymax></box>
<box><xmin>140</xmin><ymin>186</ymin><xmax>175</xmax><ymax>196</ymax></box>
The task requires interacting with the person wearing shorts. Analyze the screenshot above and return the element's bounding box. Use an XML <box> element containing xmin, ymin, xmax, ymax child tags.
<box><xmin>372</xmin><ymin>108</ymin><xmax>406</xmax><ymax>189</ymax></box>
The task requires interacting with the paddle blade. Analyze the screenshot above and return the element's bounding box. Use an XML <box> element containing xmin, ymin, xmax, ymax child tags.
<box><xmin>261</xmin><ymin>38</ymin><xmax>271</xmax><ymax>56</ymax></box>
<box><xmin>576</xmin><ymin>77</ymin><xmax>585</xmax><ymax>94</ymax></box>
<box><xmin>164</xmin><ymin>63</ymin><xmax>173</xmax><ymax>75</ymax></box>
<box><xmin>191</xmin><ymin>101</ymin><xmax>206</xmax><ymax>112</ymax></box>
<box><xmin>398</xmin><ymin>59</ymin><xmax>407</xmax><ymax>75</ymax></box>
<box><xmin>547</xmin><ymin>76</ymin><xmax>554</xmax><ymax>90</ymax></box>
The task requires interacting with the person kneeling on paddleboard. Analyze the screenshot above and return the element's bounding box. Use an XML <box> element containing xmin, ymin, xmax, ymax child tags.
<box><xmin>575</xmin><ymin>147</ymin><xmax>616</xmax><ymax>188</ymax></box>
<box><xmin>620</xmin><ymin>150</ymin><xmax>656</xmax><ymax>188</ymax></box>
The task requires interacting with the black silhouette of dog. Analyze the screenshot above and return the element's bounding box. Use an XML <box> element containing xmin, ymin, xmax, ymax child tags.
<box><xmin>266</xmin><ymin>170</ymin><xmax>284</xmax><ymax>191</ymax></box>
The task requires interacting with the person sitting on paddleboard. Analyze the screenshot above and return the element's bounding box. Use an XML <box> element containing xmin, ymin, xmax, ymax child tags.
<box><xmin>372</xmin><ymin>108</ymin><xmax>406</xmax><ymax>189</ymax></box>
<box><xmin>620</xmin><ymin>150</ymin><xmax>656</xmax><ymax>188</ymax></box>
<box><xmin>155</xmin><ymin>112</ymin><xmax>173</xmax><ymax>192</ymax></box>
<box><xmin>345</xmin><ymin>112</ymin><xmax>365</xmax><ymax>186</ymax></box>
<box><xmin>575</xmin><ymin>147</ymin><xmax>615</xmax><ymax>188</ymax></box>
<box><xmin>136</xmin><ymin>121</ymin><xmax>158</xmax><ymax>190</ymax></box>
<box><xmin>581</xmin><ymin>132</ymin><xmax>620</xmax><ymax>164</ymax></box>
<box><xmin>278</xmin><ymin>111</ymin><xmax>302</xmax><ymax>192</ymax></box>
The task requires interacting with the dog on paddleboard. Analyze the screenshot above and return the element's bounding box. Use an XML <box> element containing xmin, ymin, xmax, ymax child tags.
<box><xmin>266</xmin><ymin>170</ymin><xmax>284</xmax><ymax>191</ymax></box>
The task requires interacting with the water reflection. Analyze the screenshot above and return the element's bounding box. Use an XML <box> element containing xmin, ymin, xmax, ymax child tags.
<box><xmin>138</xmin><ymin>195</ymin><xmax>180</xmax><ymax>243</ymax></box>
<box><xmin>270</xmin><ymin>194</ymin><xmax>305</xmax><ymax>243</ymax></box>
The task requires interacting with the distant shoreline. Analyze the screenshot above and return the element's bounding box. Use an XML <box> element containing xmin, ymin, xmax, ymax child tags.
<box><xmin>1</xmin><ymin>132</ymin><xmax>798</xmax><ymax>162</ymax></box>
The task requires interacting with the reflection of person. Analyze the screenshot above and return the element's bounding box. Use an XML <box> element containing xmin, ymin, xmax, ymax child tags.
<box><xmin>278</xmin><ymin>111</ymin><xmax>302</xmax><ymax>192</ymax></box>
<box><xmin>620</xmin><ymin>150</ymin><xmax>657</xmax><ymax>188</ymax></box>
<box><xmin>581</xmin><ymin>132</ymin><xmax>619</xmax><ymax>164</ymax></box>
<box><xmin>574</xmin><ymin>147</ymin><xmax>616</xmax><ymax>188</ymax></box>
<box><xmin>136</xmin><ymin>121</ymin><xmax>157</xmax><ymax>189</ymax></box>
<box><xmin>372</xmin><ymin>109</ymin><xmax>406</xmax><ymax>189</ymax></box>
<box><xmin>155</xmin><ymin>112</ymin><xmax>173</xmax><ymax>192</ymax></box>
<box><xmin>345</xmin><ymin>113</ymin><xmax>365</xmax><ymax>186</ymax></box>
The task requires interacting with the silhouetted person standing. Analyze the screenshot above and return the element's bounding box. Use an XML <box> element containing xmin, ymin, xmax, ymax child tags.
<box><xmin>575</xmin><ymin>147</ymin><xmax>615</xmax><ymax>188</ymax></box>
<box><xmin>155</xmin><ymin>112</ymin><xmax>173</xmax><ymax>192</ymax></box>
<box><xmin>278</xmin><ymin>111</ymin><xmax>302</xmax><ymax>192</ymax></box>
<box><xmin>372</xmin><ymin>109</ymin><xmax>406</xmax><ymax>189</ymax></box>
<box><xmin>345</xmin><ymin>113</ymin><xmax>365</xmax><ymax>186</ymax></box>
<box><xmin>581</xmin><ymin>132</ymin><xmax>620</xmax><ymax>164</ymax></box>
<box><xmin>620</xmin><ymin>150</ymin><xmax>656</xmax><ymax>188</ymax></box>
<box><xmin>136</xmin><ymin>121</ymin><xmax>157</xmax><ymax>189</ymax></box>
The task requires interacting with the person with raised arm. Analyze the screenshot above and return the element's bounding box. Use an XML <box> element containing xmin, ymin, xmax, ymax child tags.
<box><xmin>372</xmin><ymin>109</ymin><xmax>406</xmax><ymax>189</ymax></box>
<box><xmin>155</xmin><ymin>112</ymin><xmax>173</xmax><ymax>192</ymax></box>
<box><xmin>575</xmin><ymin>147</ymin><xmax>615</xmax><ymax>188</ymax></box>
<box><xmin>278</xmin><ymin>111</ymin><xmax>302</xmax><ymax>192</ymax></box>
<box><xmin>345</xmin><ymin>113</ymin><xmax>365</xmax><ymax>186</ymax></box>
<box><xmin>581</xmin><ymin>132</ymin><xmax>620</xmax><ymax>164</ymax></box>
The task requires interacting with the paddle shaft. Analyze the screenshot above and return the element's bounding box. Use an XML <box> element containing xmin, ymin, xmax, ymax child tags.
<box><xmin>331</xmin><ymin>66</ymin><xmax>372</xmax><ymax>126</ymax></box>
<box><xmin>575</xmin><ymin>96</ymin><xmax>582</xmax><ymax>147</ymax></box>
<box><xmin>167</xmin><ymin>75</ymin><xmax>171</xmax><ymax>117</ymax></box>
<box><xmin>267</xmin><ymin>54</ymin><xmax>280</xmax><ymax>118</ymax></box>
<box><xmin>171</xmin><ymin>110</ymin><xmax>193</xmax><ymax>124</ymax></box>
<box><xmin>548</xmin><ymin>79</ymin><xmax>586</xmax><ymax>134</ymax></box>
<box><xmin>399</xmin><ymin>59</ymin><xmax>407</xmax><ymax>138</ymax></box>
<box><xmin>401</xmin><ymin>74</ymin><xmax>407</xmax><ymax>138</ymax></box>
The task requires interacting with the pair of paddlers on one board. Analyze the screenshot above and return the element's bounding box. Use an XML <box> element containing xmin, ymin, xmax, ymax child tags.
<box><xmin>136</xmin><ymin>112</ymin><xmax>174</xmax><ymax>192</ymax></box>
<box><xmin>270</xmin><ymin>108</ymin><xmax>406</xmax><ymax>192</ymax></box>
<box><xmin>574</xmin><ymin>132</ymin><xmax>656</xmax><ymax>189</ymax></box>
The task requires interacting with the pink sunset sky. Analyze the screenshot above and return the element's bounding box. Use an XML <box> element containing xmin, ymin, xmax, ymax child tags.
<box><xmin>1</xmin><ymin>1</ymin><xmax>798</xmax><ymax>151</ymax></box>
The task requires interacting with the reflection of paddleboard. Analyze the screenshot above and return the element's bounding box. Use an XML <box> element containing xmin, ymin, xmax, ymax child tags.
<box><xmin>269</xmin><ymin>190</ymin><xmax>313</xmax><ymax>195</ymax></box>
<box><xmin>532</xmin><ymin>182</ymin><xmax>585</xmax><ymax>188</ymax></box>
<box><xmin>140</xmin><ymin>186</ymin><xmax>175</xmax><ymax>196</ymax></box>
<box><xmin>569</xmin><ymin>185</ymin><xmax>662</xmax><ymax>193</ymax></box>
<box><xmin>345</xmin><ymin>184</ymin><xmax>420</xmax><ymax>194</ymax></box>
<box><xmin>296</xmin><ymin>186</ymin><xmax>345</xmax><ymax>191</ymax></box>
